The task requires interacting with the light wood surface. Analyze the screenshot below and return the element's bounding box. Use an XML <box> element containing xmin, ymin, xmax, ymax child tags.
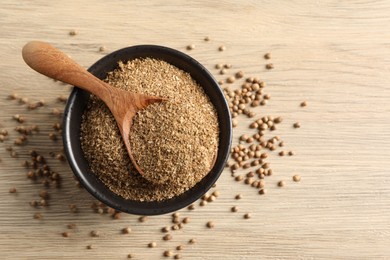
<box><xmin>1</xmin><ymin>1</ymin><xmax>390</xmax><ymax>259</ymax></box>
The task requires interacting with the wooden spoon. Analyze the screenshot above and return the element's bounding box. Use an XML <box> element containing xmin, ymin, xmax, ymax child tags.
<box><xmin>22</xmin><ymin>41</ymin><xmax>165</xmax><ymax>182</ymax></box>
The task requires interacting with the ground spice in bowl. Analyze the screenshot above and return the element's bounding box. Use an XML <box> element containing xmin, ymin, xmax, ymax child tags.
<box><xmin>80</xmin><ymin>58</ymin><xmax>219</xmax><ymax>201</ymax></box>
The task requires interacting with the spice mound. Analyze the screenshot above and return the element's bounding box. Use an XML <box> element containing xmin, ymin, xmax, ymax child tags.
<box><xmin>80</xmin><ymin>58</ymin><xmax>219</xmax><ymax>201</ymax></box>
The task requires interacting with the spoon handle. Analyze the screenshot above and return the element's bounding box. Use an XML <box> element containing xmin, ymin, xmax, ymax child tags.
<box><xmin>22</xmin><ymin>41</ymin><xmax>112</xmax><ymax>101</ymax></box>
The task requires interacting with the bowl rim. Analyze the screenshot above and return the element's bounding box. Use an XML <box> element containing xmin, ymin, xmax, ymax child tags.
<box><xmin>63</xmin><ymin>44</ymin><xmax>232</xmax><ymax>215</ymax></box>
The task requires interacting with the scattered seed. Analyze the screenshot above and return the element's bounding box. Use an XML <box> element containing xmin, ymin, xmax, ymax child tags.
<box><xmin>288</xmin><ymin>151</ymin><xmax>295</xmax><ymax>156</ymax></box>
<box><xmin>235</xmin><ymin>71</ymin><xmax>244</xmax><ymax>79</ymax></box>
<box><xmin>186</xmin><ymin>44</ymin><xmax>195</xmax><ymax>50</ymax></box>
<box><xmin>293</xmin><ymin>175</ymin><xmax>301</xmax><ymax>182</ymax></box>
<box><xmin>187</xmin><ymin>204</ymin><xmax>195</xmax><ymax>210</ymax></box>
<box><xmin>226</xmin><ymin>76</ymin><xmax>235</xmax><ymax>83</ymax></box>
<box><xmin>300</xmin><ymin>101</ymin><xmax>307</xmax><ymax>107</ymax></box>
<box><xmin>163</xmin><ymin>250</ymin><xmax>173</xmax><ymax>257</ymax></box>
<box><xmin>161</xmin><ymin>226</ymin><xmax>170</xmax><ymax>233</ymax></box>
<box><xmin>244</xmin><ymin>213</ymin><xmax>251</xmax><ymax>219</ymax></box>
<box><xmin>265</xmin><ymin>63</ymin><xmax>274</xmax><ymax>70</ymax></box>
<box><xmin>259</xmin><ymin>189</ymin><xmax>266</xmax><ymax>195</ymax></box>
<box><xmin>86</xmin><ymin>245</ymin><xmax>93</xmax><ymax>250</ymax></box>
<box><xmin>171</xmin><ymin>224</ymin><xmax>180</xmax><ymax>230</ymax></box>
<box><xmin>234</xmin><ymin>175</ymin><xmax>243</xmax><ymax>182</ymax></box>
<box><xmin>264</xmin><ymin>53</ymin><xmax>271</xmax><ymax>59</ymax></box>
<box><xmin>122</xmin><ymin>227</ymin><xmax>131</xmax><ymax>234</ymax></box>
<box><xmin>67</xmin><ymin>223</ymin><xmax>76</xmax><ymax>229</ymax></box>
<box><xmin>218</xmin><ymin>45</ymin><xmax>226</xmax><ymax>51</ymax></box>
<box><xmin>278</xmin><ymin>180</ymin><xmax>285</xmax><ymax>187</ymax></box>
<box><xmin>199</xmin><ymin>200</ymin><xmax>207</xmax><ymax>206</ymax></box>
<box><xmin>212</xmin><ymin>190</ymin><xmax>220</xmax><ymax>197</ymax></box>
<box><xmin>99</xmin><ymin>46</ymin><xmax>106</xmax><ymax>52</ymax></box>
<box><xmin>204</xmin><ymin>36</ymin><xmax>210</xmax><ymax>41</ymax></box>
<box><xmin>235</xmin><ymin>194</ymin><xmax>242</xmax><ymax>200</ymax></box>
<box><xmin>90</xmin><ymin>230</ymin><xmax>100</xmax><ymax>237</ymax></box>
<box><xmin>9</xmin><ymin>187</ymin><xmax>17</xmax><ymax>193</ymax></box>
<box><xmin>69</xmin><ymin>29</ymin><xmax>77</xmax><ymax>36</ymax></box>
<box><xmin>176</xmin><ymin>245</ymin><xmax>184</xmax><ymax>251</ymax></box>
<box><xmin>148</xmin><ymin>242</ymin><xmax>157</xmax><ymax>248</ymax></box>
<box><xmin>33</xmin><ymin>213</ymin><xmax>42</xmax><ymax>219</ymax></box>
<box><xmin>174</xmin><ymin>254</ymin><xmax>182</xmax><ymax>259</ymax></box>
<box><xmin>163</xmin><ymin>234</ymin><xmax>172</xmax><ymax>241</ymax></box>
<box><xmin>127</xmin><ymin>254</ymin><xmax>133</xmax><ymax>258</ymax></box>
<box><xmin>139</xmin><ymin>216</ymin><xmax>147</xmax><ymax>222</ymax></box>
<box><xmin>293</xmin><ymin>122</ymin><xmax>301</xmax><ymax>128</ymax></box>
<box><xmin>182</xmin><ymin>217</ymin><xmax>190</xmax><ymax>224</ymax></box>
<box><xmin>274</xmin><ymin>117</ymin><xmax>283</xmax><ymax>123</ymax></box>
<box><xmin>231</xmin><ymin>206</ymin><xmax>238</xmax><ymax>212</ymax></box>
<box><xmin>206</xmin><ymin>221</ymin><xmax>214</xmax><ymax>228</ymax></box>
<box><xmin>188</xmin><ymin>238</ymin><xmax>196</xmax><ymax>244</ymax></box>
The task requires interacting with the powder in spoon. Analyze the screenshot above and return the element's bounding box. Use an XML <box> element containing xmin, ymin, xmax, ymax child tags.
<box><xmin>80</xmin><ymin>58</ymin><xmax>219</xmax><ymax>201</ymax></box>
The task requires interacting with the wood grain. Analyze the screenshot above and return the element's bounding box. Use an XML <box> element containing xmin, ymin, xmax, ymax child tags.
<box><xmin>1</xmin><ymin>1</ymin><xmax>390</xmax><ymax>259</ymax></box>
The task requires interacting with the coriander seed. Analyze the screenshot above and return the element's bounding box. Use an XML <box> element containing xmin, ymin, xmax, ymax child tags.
<box><xmin>139</xmin><ymin>216</ymin><xmax>147</xmax><ymax>222</ymax></box>
<box><xmin>162</xmin><ymin>226</ymin><xmax>170</xmax><ymax>233</ymax></box>
<box><xmin>293</xmin><ymin>122</ymin><xmax>301</xmax><ymax>128</ymax></box>
<box><xmin>244</xmin><ymin>213</ymin><xmax>251</xmax><ymax>219</ymax></box>
<box><xmin>188</xmin><ymin>238</ymin><xmax>196</xmax><ymax>244</ymax></box>
<box><xmin>235</xmin><ymin>71</ymin><xmax>244</xmax><ymax>79</ymax></box>
<box><xmin>206</xmin><ymin>221</ymin><xmax>214</xmax><ymax>228</ymax></box>
<box><xmin>231</xmin><ymin>206</ymin><xmax>238</xmax><ymax>212</ymax></box>
<box><xmin>9</xmin><ymin>187</ymin><xmax>17</xmax><ymax>193</ymax></box>
<box><xmin>90</xmin><ymin>230</ymin><xmax>99</xmax><ymax>237</ymax></box>
<box><xmin>218</xmin><ymin>45</ymin><xmax>226</xmax><ymax>51</ymax></box>
<box><xmin>226</xmin><ymin>76</ymin><xmax>235</xmax><ymax>83</ymax></box>
<box><xmin>67</xmin><ymin>223</ymin><xmax>76</xmax><ymax>229</ymax></box>
<box><xmin>69</xmin><ymin>29</ymin><xmax>77</xmax><ymax>36</ymax></box>
<box><xmin>148</xmin><ymin>242</ymin><xmax>157</xmax><ymax>248</ymax></box>
<box><xmin>163</xmin><ymin>250</ymin><xmax>173</xmax><ymax>257</ymax></box>
<box><xmin>265</xmin><ymin>63</ymin><xmax>274</xmax><ymax>69</ymax></box>
<box><xmin>300</xmin><ymin>101</ymin><xmax>307</xmax><ymax>107</ymax></box>
<box><xmin>212</xmin><ymin>190</ymin><xmax>220</xmax><ymax>197</ymax></box>
<box><xmin>122</xmin><ymin>227</ymin><xmax>131</xmax><ymax>234</ymax></box>
<box><xmin>264</xmin><ymin>53</ymin><xmax>271</xmax><ymax>59</ymax></box>
<box><xmin>163</xmin><ymin>234</ymin><xmax>172</xmax><ymax>241</ymax></box>
<box><xmin>186</xmin><ymin>44</ymin><xmax>195</xmax><ymax>50</ymax></box>
<box><xmin>293</xmin><ymin>175</ymin><xmax>301</xmax><ymax>182</ymax></box>
<box><xmin>277</xmin><ymin>180</ymin><xmax>285</xmax><ymax>187</ymax></box>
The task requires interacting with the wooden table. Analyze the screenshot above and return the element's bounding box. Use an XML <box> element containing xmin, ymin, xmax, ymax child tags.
<box><xmin>1</xmin><ymin>1</ymin><xmax>389</xmax><ymax>259</ymax></box>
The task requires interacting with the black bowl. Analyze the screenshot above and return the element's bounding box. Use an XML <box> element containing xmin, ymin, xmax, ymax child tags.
<box><xmin>63</xmin><ymin>45</ymin><xmax>232</xmax><ymax>215</ymax></box>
